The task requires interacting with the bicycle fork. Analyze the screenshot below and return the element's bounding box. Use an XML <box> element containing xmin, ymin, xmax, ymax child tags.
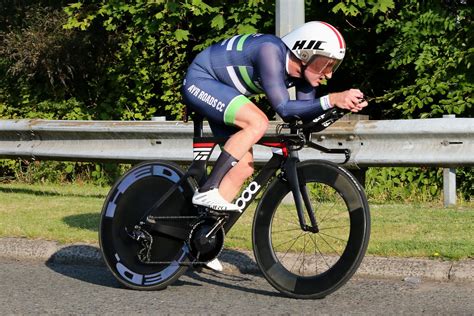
<box><xmin>283</xmin><ymin>156</ymin><xmax>320</xmax><ymax>233</ymax></box>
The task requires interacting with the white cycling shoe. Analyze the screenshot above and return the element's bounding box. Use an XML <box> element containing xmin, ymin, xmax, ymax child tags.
<box><xmin>192</xmin><ymin>188</ymin><xmax>241</xmax><ymax>212</ymax></box>
<box><xmin>204</xmin><ymin>258</ymin><xmax>223</xmax><ymax>272</ymax></box>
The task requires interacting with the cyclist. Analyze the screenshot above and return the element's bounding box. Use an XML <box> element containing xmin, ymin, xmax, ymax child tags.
<box><xmin>183</xmin><ymin>21</ymin><xmax>368</xmax><ymax>212</ymax></box>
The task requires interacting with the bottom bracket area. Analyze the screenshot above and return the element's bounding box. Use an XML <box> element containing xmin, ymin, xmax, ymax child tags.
<box><xmin>188</xmin><ymin>219</ymin><xmax>225</xmax><ymax>262</ymax></box>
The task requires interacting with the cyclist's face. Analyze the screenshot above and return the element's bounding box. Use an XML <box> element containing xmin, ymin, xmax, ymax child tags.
<box><xmin>303</xmin><ymin>56</ymin><xmax>339</xmax><ymax>87</ymax></box>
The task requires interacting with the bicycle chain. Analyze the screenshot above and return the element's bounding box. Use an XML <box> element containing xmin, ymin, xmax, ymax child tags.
<box><xmin>136</xmin><ymin>214</ymin><xmax>225</xmax><ymax>266</ymax></box>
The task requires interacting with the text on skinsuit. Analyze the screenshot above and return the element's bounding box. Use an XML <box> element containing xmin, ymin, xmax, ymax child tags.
<box><xmin>187</xmin><ymin>84</ymin><xmax>225</xmax><ymax>112</ymax></box>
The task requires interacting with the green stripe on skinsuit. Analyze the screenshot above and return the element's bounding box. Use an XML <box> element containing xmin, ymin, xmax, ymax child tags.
<box><xmin>224</xmin><ymin>95</ymin><xmax>251</xmax><ymax>125</ymax></box>
<box><xmin>236</xmin><ymin>34</ymin><xmax>251</xmax><ymax>51</ymax></box>
<box><xmin>238</xmin><ymin>66</ymin><xmax>263</xmax><ymax>94</ymax></box>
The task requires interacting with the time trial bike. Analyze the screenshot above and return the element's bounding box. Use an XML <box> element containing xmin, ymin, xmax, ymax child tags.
<box><xmin>99</xmin><ymin>108</ymin><xmax>370</xmax><ymax>299</ymax></box>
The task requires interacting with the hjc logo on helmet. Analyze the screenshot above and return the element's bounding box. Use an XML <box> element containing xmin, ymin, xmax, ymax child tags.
<box><xmin>291</xmin><ymin>40</ymin><xmax>326</xmax><ymax>51</ymax></box>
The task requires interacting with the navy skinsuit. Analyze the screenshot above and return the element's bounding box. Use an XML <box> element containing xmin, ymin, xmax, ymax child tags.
<box><xmin>182</xmin><ymin>34</ymin><xmax>327</xmax><ymax>136</ymax></box>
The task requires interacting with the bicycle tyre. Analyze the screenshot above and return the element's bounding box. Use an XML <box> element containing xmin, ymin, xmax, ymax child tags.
<box><xmin>252</xmin><ymin>160</ymin><xmax>370</xmax><ymax>299</ymax></box>
<box><xmin>99</xmin><ymin>160</ymin><xmax>198</xmax><ymax>290</ymax></box>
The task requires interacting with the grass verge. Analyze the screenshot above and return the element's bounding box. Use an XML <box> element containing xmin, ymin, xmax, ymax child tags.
<box><xmin>0</xmin><ymin>182</ymin><xmax>472</xmax><ymax>260</ymax></box>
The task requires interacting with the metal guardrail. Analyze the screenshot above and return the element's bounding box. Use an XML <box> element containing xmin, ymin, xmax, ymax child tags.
<box><xmin>0</xmin><ymin>117</ymin><xmax>473</xmax><ymax>168</ymax></box>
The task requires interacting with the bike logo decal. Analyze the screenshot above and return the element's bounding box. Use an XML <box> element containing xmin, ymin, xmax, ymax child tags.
<box><xmin>105</xmin><ymin>164</ymin><xmax>182</xmax><ymax>218</ymax></box>
<box><xmin>193</xmin><ymin>143</ymin><xmax>215</xmax><ymax>161</ymax></box>
<box><xmin>193</xmin><ymin>147</ymin><xmax>212</xmax><ymax>161</ymax></box>
<box><xmin>235</xmin><ymin>181</ymin><xmax>261</xmax><ymax>211</ymax></box>
<box><xmin>261</xmin><ymin>142</ymin><xmax>288</xmax><ymax>157</ymax></box>
<box><xmin>114</xmin><ymin>244</ymin><xmax>188</xmax><ymax>286</ymax></box>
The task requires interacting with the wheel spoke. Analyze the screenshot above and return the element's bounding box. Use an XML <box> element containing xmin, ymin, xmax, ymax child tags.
<box><xmin>289</xmin><ymin>234</ymin><xmax>306</xmax><ymax>272</ymax></box>
<box><xmin>274</xmin><ymin>204</ymin><xmax>300</xmax><ymax>228</ymax></box>
<box><xmin>318</xmin><ymin>231</ymin><xmax>347</xmax><ymax>242</ymax></box>
<box><xmin>319</xmin><ymin>224</ymin><xmax>350</xmax><ymax>231</ymax></box>
<box><xmin>301</xmin><ymin>233</ymin><xmax>309</xmax><ymax>275</ymax></box>
<box><xmin>279</xmin><ymin>231</ymin><xmax>306</xmax><ymax>261</ymax></box>
<box><xmin>273</xmin><ymin>215</ymin><xmax>301</xmax><ymax>228</ymax></box>
<box><xmin>312</xmin><ymin>235</ymin><xmax>320</xmax><ymax>275</ymax></box>
<box><xmin>272</xmin><ymin>231</ymin><xmax>305</xmax><ymax>252</ymax></box>
<box><xmin>316</xmin><ymin>233</ymin><xmax>343</xmax><ymax>257</ymax></box>
<box><xmin>272</xmin><ymin>227</ymin><xmax>303</xmax><ymax>234</ymax></box>
<box><xmin>318</xmin><ymin>205</ymin><xmax>346</xmax><ymax>225</ymax></box>
<box><xmin>309</xmin><ymin>233</ymin><xmax>333</xmax><ymax>269</ymax></box>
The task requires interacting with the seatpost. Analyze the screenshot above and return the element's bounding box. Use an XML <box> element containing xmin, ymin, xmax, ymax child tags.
<box><xmin>193</xmin><ymin>114</ymin><xmax>203</xmax><ymax>138</ymax></box>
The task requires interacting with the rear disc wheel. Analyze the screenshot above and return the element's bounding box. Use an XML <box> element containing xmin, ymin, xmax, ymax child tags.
<box><xmin>99</xmin><ymin>161</ymin><xmax>197</xmax><ymax>290</ymax></box>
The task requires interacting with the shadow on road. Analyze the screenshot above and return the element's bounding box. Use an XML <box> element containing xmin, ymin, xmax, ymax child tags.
<box><xmin>45</xmin><ymin>244</ymin><xmax>112</xmax><ymax>287</ymax></box>
<box><xmin>186</xmin><ymin>269</ymin><xmax>283</xmax><ymax>298</ymax></box>
<box><xmin>44</xmin><ymin>244</ymin><xmax>114</xmax><ymax>287</ymax></box>
<box><xmin>44</xmin><ymin>246</ymin><xmax>278</xmax><ymax>296</ymax></box>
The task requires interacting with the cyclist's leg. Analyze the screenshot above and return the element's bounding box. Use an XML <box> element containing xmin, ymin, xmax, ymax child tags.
<box><xmin>216</xmin><ymin>102</ymin><xmax>268</xmax><ymax>200</ymax></box>
<box><xmin>219</xmin><ymin>149</ymin><xmax>254</xmax><ymax>201</ymax></box>
<box><xmin>200</xmin><ymin>104</ymin><xmax>267</xmax><ymax>206</ymax></box>
<box><xmin>183</xmin><ymin>76</ymin><xmax>267</xmax><ymax>210</ymax></box>
<box><xmin>207</xmin><ymin>121</ymin><xmax>256</xmax><ymax>201</ymax></box>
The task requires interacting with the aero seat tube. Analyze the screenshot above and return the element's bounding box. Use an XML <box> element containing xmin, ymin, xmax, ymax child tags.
<box><xmin>193</xmin><ymin>115</ymin><xmax>203</xmax><ymax>138</ymax></box>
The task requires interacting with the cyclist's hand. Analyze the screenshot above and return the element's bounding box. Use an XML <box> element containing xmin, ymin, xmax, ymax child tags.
<box><xmin>329</xmin><ymin>89</ymin><xmax>368</xmax><ymax>113</ymax></box>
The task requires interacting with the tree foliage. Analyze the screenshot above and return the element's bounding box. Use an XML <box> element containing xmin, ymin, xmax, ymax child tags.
<box><xmin>375</xmin><ymin>1</ymin><xmax>473</xmax><ymax>118</ymax></box>
<box><xmin>305</xmin><ymin>0</ymin><xmax>472</xmax><ymax>119</ymax></box>
<box><xmin>0</xmin><ymin>1</ymin><xmax>116</xmax><ymax>119</ymax></box>
<box><xmin>1</xmin><ymin>0</ymin><xmax>471</xmax><ymax>120</ymax></box>
<box><xmin>61</xmin><ymin>0</ymin><xmax>274</xmax><ymax>120</ymax></box>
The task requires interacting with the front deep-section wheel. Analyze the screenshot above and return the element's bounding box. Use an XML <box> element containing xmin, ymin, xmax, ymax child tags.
<box><xmin>253</xmin><ymin>160</ymin><xmax>370</xmax><ymax>299</ymax></box>
<box><xmin>100</xmin><ymin>161</ymin><xmax>197</xmax><ymax>290</ymax></box>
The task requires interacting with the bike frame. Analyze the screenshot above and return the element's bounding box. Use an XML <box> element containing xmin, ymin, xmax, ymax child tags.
<box><xmin>191</xmin><ymin>134</ymin><xmax>295</xmax><ymax>233</ymax></box>
<box><xmin>143</xmin><ymin>115</ymin><xmax>350</xmax><ymax>237</ymax></box>
<box><xmin>139</xmin><ymin>107</ymin><xmax>353</xmax><ymax>240</ymax></box>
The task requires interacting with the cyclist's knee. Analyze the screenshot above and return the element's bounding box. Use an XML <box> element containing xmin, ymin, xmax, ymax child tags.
<box><xmin>234</xmin><ymin>104</ymin><xmax>269</xmax><ymax>140</ymax></box>
<box><xmin>245</xmin><ymin>114</ymin><xmax>269</xmax><ymax>142</ymax></box>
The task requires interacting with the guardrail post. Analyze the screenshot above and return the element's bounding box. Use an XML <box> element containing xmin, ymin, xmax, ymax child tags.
<box><xmin>276</xmin><ymin>0</ymin><xmax>304</xmax><ymax>104</ymax></box>
<box><xmin>443</xmin><ymin>167</ymin><xmax>456</xmax><ymax>207</ymax></box>
<box><xmin>275</xmin><ymin>0</ymin><xmax>305</xmax><ymax>37</ymax></box>
<box><xmin>443</xmin><ymin>114</ymin><xmax>457</xmax><ymax>207</ymax></box>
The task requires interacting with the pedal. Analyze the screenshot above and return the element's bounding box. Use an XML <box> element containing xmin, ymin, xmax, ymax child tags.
<box><xmin>207</xmin><ymin>209</ymin><xmax>233</xmax><ymax>217</ymax></box>
<box><xmin>195</xmin><ymin>204</ymin><xmax>241</xmax><ymax>215</ymax></box>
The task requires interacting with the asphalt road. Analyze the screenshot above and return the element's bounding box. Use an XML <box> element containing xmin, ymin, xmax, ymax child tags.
<box><xmin>0</xmin><ymin>258</ymin><xmax>472</xmax><ymax>315</ymax></box>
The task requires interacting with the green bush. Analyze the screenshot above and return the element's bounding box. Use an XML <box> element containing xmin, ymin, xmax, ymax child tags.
<box><xmin>0</xmin><ymin>160</ymin><xmax>130</xmax><ymax>186</ymax></box>
<box><xmin>366</xmin><ymin>167</ymin><xmax>472</xmax><ymax>203</ymax></box>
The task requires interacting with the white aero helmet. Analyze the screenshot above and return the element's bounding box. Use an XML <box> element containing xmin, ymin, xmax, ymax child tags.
<box><xmin>282</xmin><ymin>21</ymin><xmax>346</xmax><ymax>72</ymax></box>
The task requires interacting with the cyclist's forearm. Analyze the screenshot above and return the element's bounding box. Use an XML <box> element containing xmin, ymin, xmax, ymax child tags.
<box><xmin>274</xmin><ymin>97</ymin><xmax>328</xmax><ymax>121</ymax></box>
